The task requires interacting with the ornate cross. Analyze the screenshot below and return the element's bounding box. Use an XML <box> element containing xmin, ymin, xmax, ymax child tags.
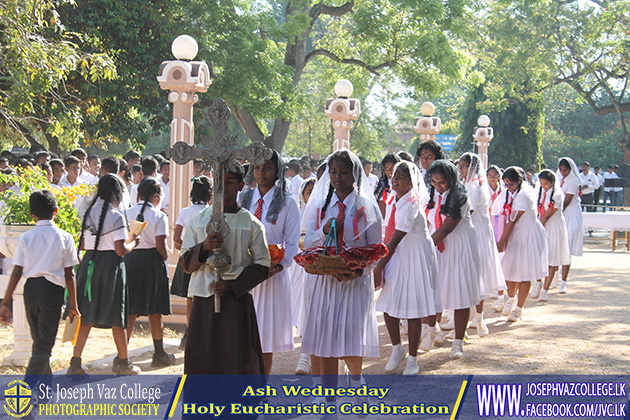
<box><xmin>166</xmin><ymin>98</ymin><xmax>273</xmax><ymax>312</ymax></box>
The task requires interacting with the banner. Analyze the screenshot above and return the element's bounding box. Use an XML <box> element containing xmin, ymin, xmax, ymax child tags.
<box><xmin>2</xmin><ymin>375</ymin><xmax>628</xmax><ymax>419</ymax></box>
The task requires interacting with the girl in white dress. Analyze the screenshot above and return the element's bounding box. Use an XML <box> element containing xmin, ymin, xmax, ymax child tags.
<box><xmin>458</xmin><ymin>154</ymin><xmax>506</xmax><ymax>337</ymax></box>
<box><xmin>239</xmin><ymin>150</ymin><xmax>301</xmax><ymax>376</ymax></box>
<box><xmin>374</xmin><ymin>161</ymin><xmax>440</xmax><ymax>375</ymax></box>
<box><xmin>414</xmin><ymin>140</ymin><xmax>446</xmax><ymax>178</ymax></box>
<box><xmin>170</xmin><ymin>176</ymin><xmax>211</xmax><ymax>349</ymax></box>
<box><xmin>302</xmin><ymin>149</ymin><xmax>381</xmax><ymax>405</ymax></box>
<box><xmin>557</xmin><ymin>157</ymin><xmax>583</xmax><ymax>294</ymax></box>
<box><xmin>487</xmin><ymin>165</ymin><xmax>510</xmax><ymax>312</ymax></box>
<box><xmin>497</xmin><ymin>167</ymin><xmax>549</xmax><ymax>322</ymax></box>
<box><xmin>292</xmin><ymin>177</ymin><xmax>315</xmax><ymax>375</ymax></box>
<box><xmin>374</xmin><ymin>153</ymin><xmax>400</xmax><ymax>218</ymax></box>
<box><xmin>425</xmin><ymin>160</ymin><xmax>482</xmax><ymax>359</ymax></box>
<box><xmin>531</xmin><ymin>170</ymin><xmax>571</xmax><ymax>302</ymax></box>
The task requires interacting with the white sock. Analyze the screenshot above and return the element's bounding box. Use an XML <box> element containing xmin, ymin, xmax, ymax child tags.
<box><xmin>427</xmin><ymin>325</ymin><xmax>436</xmax><ymax>333</ymax></box>
<box><xmin>312</xmin><ymin>375</ymin><xmax>322</xmax><ymax>387</ymax></box>
<box><xmin>407</xmin><ymin>355</ymin><xmax>417</xmax><ymax>362</ymax></box>
<box><xmin>453</xmin><ymin>338</ymin><xmax>464</xmax><ymax>347</ymax></box>
<box><xmin>392</xmin><ymin>343</ymin><xmax>403</xmax><ymax>351</ymax></box>
<box><xmin>300</xmin><ymin>353</ymin><xmax>310</xmax><ymax>361</ymax></box>
<box><xmin>350</xmin><ymin>376</ymin><xmax>362</xmax><ymax>388</ymax></box>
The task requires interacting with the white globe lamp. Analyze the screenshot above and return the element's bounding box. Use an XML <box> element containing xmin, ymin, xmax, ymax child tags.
<box><xmin>334</xmin><ymin>79</ymin><xmax>354</xmax><ymax>98</ymax></box>
<box><xmin>172</xmin><ymin>35</ymin><xmax>199</xmax><ymax>61</ymax></box>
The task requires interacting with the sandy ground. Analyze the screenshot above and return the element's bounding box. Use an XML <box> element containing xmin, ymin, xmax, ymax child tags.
<box><xmin>1</xmin><ymin>241</ymin><xmax>629</xmax><ymax>376</ymax></box>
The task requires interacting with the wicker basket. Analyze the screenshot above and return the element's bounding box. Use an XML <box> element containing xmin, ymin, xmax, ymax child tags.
<box><xmin>302</xmin><ymin>254</ymin><xmax>355</xmax><ymax>276</ymax></box>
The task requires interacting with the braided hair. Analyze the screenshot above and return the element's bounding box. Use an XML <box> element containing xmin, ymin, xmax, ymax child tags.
<box><xmin>374</xmin><ymin>153</ymin><xmax>400</xmax><ymax>201</ymax></box>
<box><xmin>136</xmin><ymin>177</ymin><xmax>162</xmax><ymax>222</ymax></box>
<box><xmin>537</xmin><ymin>169</ymin><xmax>557</xmax><ymax>208</ymax></box>
<box><xmin>321</xmin><ymin>150</ymin><xmax>357</xmax><ymax>217</ymax></box>
<box><xmin>502</xmin><ymin>166</ymin><xmax>525</xmax><ymax>209</ymax></box>
<box><xmin>79</xmin><ymin>174</ymin><xmax>124</xmax><ymax>251</ymax></box>
<box><xmin>425</xmin><ymin>159</ymin><xmax>467</xmax><ymax>220</ymax></box>
<box><xmin>190</xmin><ymin>175</ymin><xmax>212</xmax><ymax>204</ymax></box>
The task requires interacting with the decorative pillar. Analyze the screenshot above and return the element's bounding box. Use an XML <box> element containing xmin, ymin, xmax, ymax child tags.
<box><xmin>157</xmin><ymin>35</ymin><xmax>211</xmax><ymax>273</ymax></box>
<box><xmin>325</xmin><ymin>80</ymin><xmax>361</xmax><ymax>151</ymax></box>
<box><xmin>0</xmin><ymin>275</ymin><xmax>31</xmax><ymax>366</ymax></box>
<box><xmin>473</xmin><ymin>115</ymin><xmax>493</xmax><ymax>169</ymax></box>
<box><xmin>414</xmin><ymin>101</ymin><xmax>441</xmax><ymax>143</ymax></box>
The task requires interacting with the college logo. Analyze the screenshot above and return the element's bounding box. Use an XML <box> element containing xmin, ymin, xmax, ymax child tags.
<box><xmin>3</xmin><ymin>380</ymin><xmax>33</xmax><ymax>418</ymax></box>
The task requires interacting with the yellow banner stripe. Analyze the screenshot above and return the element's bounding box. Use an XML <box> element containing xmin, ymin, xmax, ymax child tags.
<box><xmin>169</xmin><ymin>374</ymin><xmax>187</xmax><ymax>418</ymax></box>
<box><xmin>450</xmin><ymin>379</ymin><xmax>468</xmax><ymax>420</ymax></box>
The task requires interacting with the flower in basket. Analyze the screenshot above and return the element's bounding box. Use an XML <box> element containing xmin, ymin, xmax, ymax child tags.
<box><xmin>269</xmin><ymin>244</ymin><xmax>285</xmax><ymax>266</ymax></box>
<box><xmin>0</xmin><ymin>166</ymin><xmax>95</xmax><ymax>247</ymax></box>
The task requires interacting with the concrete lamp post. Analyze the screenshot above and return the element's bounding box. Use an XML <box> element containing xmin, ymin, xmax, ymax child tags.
<box><xmin>473</xmin><ymin>115</ymin><xmax>493</xmax><ymax>169</ymax></box>
<box><xmin>157</xmin><ymin>35</ymin><xmax>211</xmax><ymax>274</ymax></box>
<box><xmin>325</xmin><ymin>80</ymin><xmax>361</xmax><ymax>151</ymax></box>
<box><xmin>414</xmin><ymin>102</ymin><xmax>441</xmax><ymax>143</ymax></box>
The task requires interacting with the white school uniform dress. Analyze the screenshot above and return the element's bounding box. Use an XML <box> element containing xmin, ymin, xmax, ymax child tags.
<box><xmin>427</xmin><ymin>189</ymin><xmax>483</xmax><ymax>310</ymax></box>
<box><xmin>560</xmin><ymin>175</ymin><xmax>584</xmax><ymax>257</ymax></box>
<box><xmin>159</xmin><ymin>178</ymin><xmax>170</xmax><ymax>213</ymax></box>
<box><xmin>538</xmin><ymin>186</ymin><xmax>571</xmax><ymax>267</ymax></box>
<box><xmin>249</xmin><ymin>186</ymin><xmax>301</xmax><ymax>353</ymax></box>
<box><xmin>289</xmin><ymin>208</ymin><xmax>307</xmax><ymax>330</ymax></box>
<box><xmin>466</xmin><ymin>182</ymin><xmax>506</xmax><ymax>294</ymax></box>
<box><xmin>501</xmin><ymin>185</ymin><xmax>549</xmax><ymax>281</ymax></box>
<box><xmin>376</xmin><ymin>190</ymin><xmax>441</xmax><ymax>319</ymax></box>
<box><xmin>301</xmin><ymin>191</ymin><xmax>380</xmax><ymax>358</ymax></box>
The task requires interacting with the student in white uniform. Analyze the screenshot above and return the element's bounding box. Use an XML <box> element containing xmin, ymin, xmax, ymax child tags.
<box><xmin>68</xmin><ymin>175</ymin><xmax>141</xmax><ymax>375</ymax></box>
<box><xmin>531</xmin><ymin>170</ymin><xmax>571</xmax><ymax>302</ymax></box>
<box><xmin>374</xmin><ymin>153</ymin><xmax>401</xmax><ymax>218</ymax></box>
<box><xmin>497</xmin><ymin>167</ymin><xmax>549</xmax><ymax>322</ymax></box>
<box><xmin>301</xmin><ymin>149</ymin><xmax>381</xmax><ymax>408</ymax></box>
<box><xmin>458</xmin><ymin>153</ymin><xmax>506</xmax><ymax>337</ymax></box>
<box><xmin>158</xmin><ymin>161</ymin><xmax>170</xmax><ymax>213</ymax></box>
<box><xmin>374</xmin><ymin>161</ymin><xmax>440</xmax><ymax>375</ymax></box>
<box><xmin>125</xmin><ymin>177</ymin><xmax>175</xmax><ymax>368</ymax></box>
<box><xmin>425</xmin><ymin>160</ymin><xmax>482</xmax><ymax>359</ymax></box>
<box><xmin>170</xmin><ymin>176</ymin><xmax>212</xmax><ymax>349</ymax></box>
<box><xmin>557</xmin><ymin>157</ymin><xmax>583</xmax><ymax>294</ymax></box>
<box><xmin>239</xmin><ymin>150</ymin><xmax>301</xmax><ymax>376</ymax></box>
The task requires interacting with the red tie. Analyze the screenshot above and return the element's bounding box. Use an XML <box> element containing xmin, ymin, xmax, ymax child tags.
<box><xmin>336</xmin><ymin>202</ymin><xmax>346</xmax><ymax>248</ymax></box>
<box><xmin>385</xmin><ymin>203</ymin><xmax>396</xmax><ymax>243</ymax></box>
<box><xmin>435</xmin><ymin>195</ymin><xmax>445</xmax><ymax>253</ymax></box>
<box><xmin>254</xmin><ymin>198</ymin><xmax>264</xmax><ymax>220</ymax></box>
<box><xmin>561</xmin><ymin>178</ymin><xmax>565</xmax><ymax>188</ymax></box>
<box><xmin>540</xmin><ymin>190</ymin><xmax>547</xmax><ymax>218</ymax></box>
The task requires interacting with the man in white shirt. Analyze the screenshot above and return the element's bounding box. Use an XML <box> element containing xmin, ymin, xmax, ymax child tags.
<box><xmin>59</xmin><ymin>156</ymin><xmax>87</xmax><ymax>188</ymax></box>
<box><xmin>159</xmin><ymin>161</ymin><xmax>170</xmax><ymax>213</ymax></box>
<box><xmin>594</xmin><ymin>166</ymin><xmax>604</xmax><ymax>205</ymax></box>
<box><xmin>579</xmin><ymin>162</ymin><xmax>599</xmax><ymax>212</ymax></box>
<box><xmin>612</xmin><ymin>165</ymin><xmax>624</xmax><ymax>207</ymax></box>
<box><xmin>361</xmin><ymin>157</ymin><xmax>379</xmax><ymax>193</ymax></box>
<box><xmin>286</xmin><ymin>160</ymin><xmax>303</xmax><ymax>202</ymax></box>
<box><xmin>602</xmin><ymin>165</ymin><xmax>619</xmax><ymax>211</ymax></box>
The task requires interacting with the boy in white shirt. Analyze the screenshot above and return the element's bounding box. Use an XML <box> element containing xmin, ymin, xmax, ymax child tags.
<box><xmin>0</xmin><ymin>190</ymin><xmax>79</xmax><ymax>379</ymax></box>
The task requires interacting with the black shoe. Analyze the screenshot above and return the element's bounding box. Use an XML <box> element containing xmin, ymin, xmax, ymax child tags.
<box><xmin>114</xmin><ymin>359</ymin><xmax>141</xmax><ymax>375</ymax></box>
<box><xmin>67</xmin><ymin>357</ymin><xmax>87</xmax><ymax>375</ymax></box>
<box><xmin>111</xmin><ymin>356</ymin><xmax>119</xmax><ymax>372</ymax></box>
<box><xmin>178</xmin><ymin>335</ymin><xmax>186</xmax><ymax>350</ymax></box>
<box><xmin>151</xmin><ymin>352</ymin><xmax>176</xmax><ymax>368</ymax></box>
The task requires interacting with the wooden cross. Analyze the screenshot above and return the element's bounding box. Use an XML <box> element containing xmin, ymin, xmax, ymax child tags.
<box><xmin>166</xmin><ymin>98</ymin><xmax>273</xmax><ymax>312</ymax></box>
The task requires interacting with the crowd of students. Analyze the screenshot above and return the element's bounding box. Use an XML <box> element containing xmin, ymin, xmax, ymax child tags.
<box><xmin>0</xmin><ymin>142</ymin><xmax>600</xmax><ymax>392</ymax></box>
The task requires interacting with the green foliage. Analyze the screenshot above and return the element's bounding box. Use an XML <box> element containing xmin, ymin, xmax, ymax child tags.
<box><xmin>456</xmin><ymin>85</ymin><xmax>544</xmax><ymax>168</ymax></box>
<box><xmin>0</xmin><ymin>167</ymin><xmax>93</xmax><ymax>245</ymax></box>
<box><xmin>542</xmin><ymin>124</ymin><xmax>624</xmax><ymax>169</ymax></box>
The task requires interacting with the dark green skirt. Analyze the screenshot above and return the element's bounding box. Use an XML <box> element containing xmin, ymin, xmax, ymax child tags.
<box><xmin>125</xmin><ymin>248</ymin><xmax>171</xmax><ymax>316</ymax></box>
<box><xmin>170</xmin><ymin>263</ymin><xmax>192</xmax><ymax>298</ymax></box>
<box><xmin>76</xmin><ymin>250</ymin><xmax>127</xmax><ymax>329</ymax></box>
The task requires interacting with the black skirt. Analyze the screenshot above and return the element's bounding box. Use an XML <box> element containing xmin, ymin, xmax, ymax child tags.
<box><xmin>125</xmin><ymin>248</ymin><xmax>171</xmax><ymax>316</ymax></box>
<box><xmin>169</xmin><ymin>262</ymin><xmax>192</xmax><ymax>298</ymax></box>
<box><xmin>76</xmin><ymin>250</ymin><xmax>127</xmax><ymax>329</ymax></box>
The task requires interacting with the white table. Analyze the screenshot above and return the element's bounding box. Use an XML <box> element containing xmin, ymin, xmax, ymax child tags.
<box><xmin>582</xmin><ymin>212</ymin><xmax>630</xmax><ymax>251</ymax></box>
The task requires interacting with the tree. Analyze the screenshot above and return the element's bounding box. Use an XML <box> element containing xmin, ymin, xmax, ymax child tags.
<box><xmin>173</xmin><ymin>0</ymin><xmax>473</xmax><ymax>152</ymax></box>
<box><xmin>0</xmin><ymin>0</ymin><xmax>116</xmax><ymax>154</ymax></box>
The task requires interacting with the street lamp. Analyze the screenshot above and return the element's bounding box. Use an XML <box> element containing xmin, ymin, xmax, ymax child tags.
<box><xmin>325</xmin><ymin>80</ymin><xmax>361</xmax><ymax>151</ymax></box>
<box><xmin>414</xmin><ymin>102</ymin><xmax>441</xmax><ymax>143</ymax></box>
<box><xmin>473</xmin><ymin>115</ymin><xmax>493</xmax><ymax>169</ymax></box>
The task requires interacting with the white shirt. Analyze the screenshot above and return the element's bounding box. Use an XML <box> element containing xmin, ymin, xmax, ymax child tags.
<box><xmin>129</xmin><ymin>184</ymin><xmax>138</xmax><ymax>206</ymax></box>
<box><xmin>82</xmin><ymin>198</ymin><xmax>128</xmax><ymax>251</ymax></box>
<box><xmin>159</xmin><ymin>177</ymin><xmax>170</xmax><ymax>212</ymax></box>
<box><xmin>288</xmin><ymin>175</ymin><xmax>304</xmax><ymax>201</ymax></box>
<box><xmin>366</xmin><ymin>173</ymin><xmax>379</xmax><ymax>193</ymax></box>
<box><xmin>176</xmin><ymin>203</ymin><xmax>209</xmax><ymax>240</ymax></box>
<box><xmin>126</xmin><ymin>201</ymin><xmax>169</xmax><ymax>250</ymax></box>
<box><xmin>78</xmin><ymin>171</ymin><xmax>99</xmax><ymax>186</ymax></box>
<box><xmin>13</xmin><ymin>220</ymin><xmax>79</xmax><ymax>288</ymax></box>
<box><xmin>182</xmin><ymin>207</ymin><xmax>270</xmax><ymax>298</ymax></box>
<box><xmin>595</xmin><ymin>173</ymin><xmax>605</xmax><ymax>190</ymax></box>
<box><xmin>247</xmin><ymin>186</ymin><xmax>301</xmax><ymax>269</ymax></box>
<box><xmin>603</xmin><ymin>172</ymin><xmax>622</xmax><ymax>192</ymax></box>
<box><xmin>579</xmin><ymin>170</ymin><xmax>599</xmax><ymax>195</ymax></box>
<box><xmin>58</xmin><ymin>174</ymin><xmax>87</xmax><ymax>188</ymax></box>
